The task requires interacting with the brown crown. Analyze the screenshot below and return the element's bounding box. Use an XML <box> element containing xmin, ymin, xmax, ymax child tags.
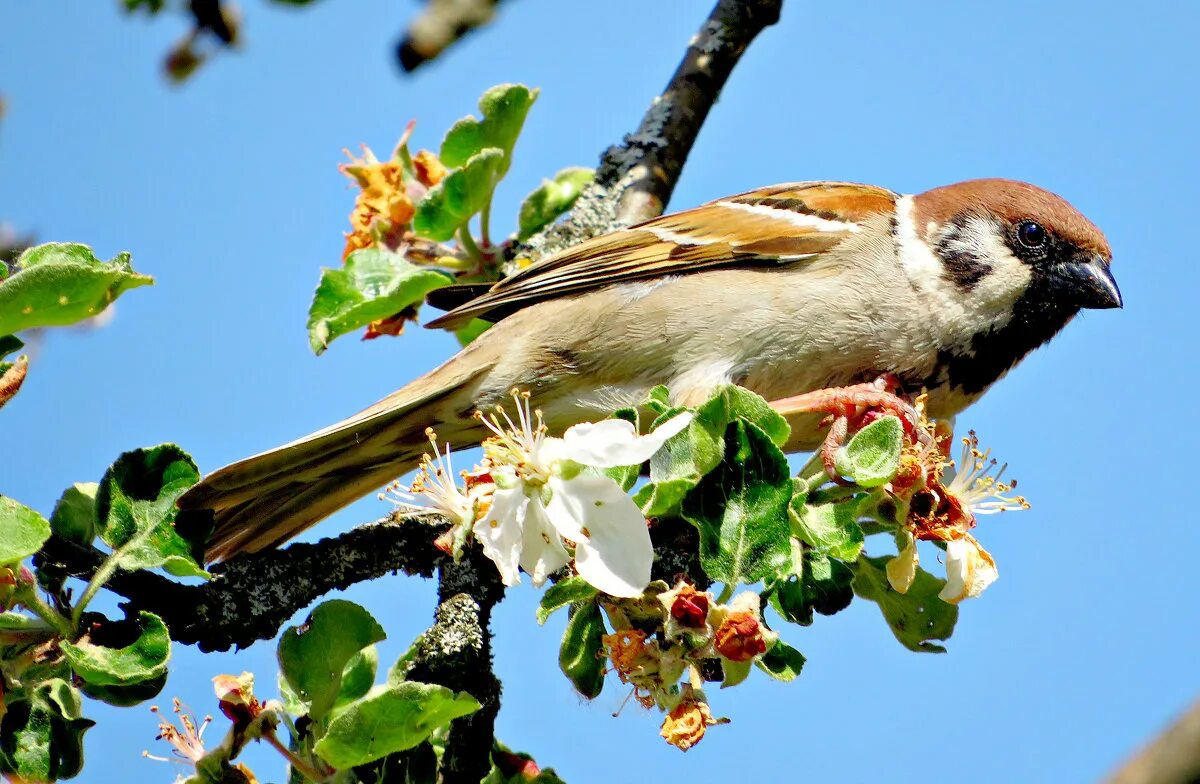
<box><xmin>913</xmin><ymin>179</ymin><xmax>1111</xmax><ymax>259</ymax></box>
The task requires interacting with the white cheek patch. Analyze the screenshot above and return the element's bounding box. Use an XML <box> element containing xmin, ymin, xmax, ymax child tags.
<box><xmin>895</xmin><ymin>195</ymin><xmax>1032</xmax><ymax>352</ymax></box>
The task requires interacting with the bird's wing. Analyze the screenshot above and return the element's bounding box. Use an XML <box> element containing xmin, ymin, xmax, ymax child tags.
<box><xmin>425</xmin><ymin>181</ymin><xmax>898</xmax><ymax>329</ymax></box>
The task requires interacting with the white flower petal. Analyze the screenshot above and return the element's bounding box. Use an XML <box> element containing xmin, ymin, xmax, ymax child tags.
<box><xmin>473</xmin><ymin>486</ymin><xmax>527</xmax><ymax>587</ymax></box>
<box><xmin>558</xmin><ymin>412</ymin><xmax>694</xmax><ymax>468</ymax></box>
<box><xmin>517</xmin><ymin>497</ymin><xmax>570</xmax><ymax>587</ymax></box>
<box><xmin>546</xmin><ymin>474</ymin><xmax>652</xmax><ymax>597</ymax></box>
<box><xmin>938</xmin><ymin>536</ymin><xmax>998</xmax><ymax>604</ymax></box>
<box><xmin>886</xmin><ymin>536</ymin><xmax>919</xmax><ymax>594</ymax></box>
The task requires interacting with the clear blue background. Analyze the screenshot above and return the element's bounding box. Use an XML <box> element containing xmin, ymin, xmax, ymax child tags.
<box><xmin>2</xmin><ymin>1</ymin><xmax>1196</xmax><ymax>781</ymax></box>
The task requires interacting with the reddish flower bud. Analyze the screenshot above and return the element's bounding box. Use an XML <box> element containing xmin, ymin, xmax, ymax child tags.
<box><xmin>669</xmin><ymin>584</ymin><xmax>710</xmax><ymax>629</ymax></box>
<box><xmin>714</xmin><ymin>611</ymin><xmax>767</xmax><ymax>662</ymax></box>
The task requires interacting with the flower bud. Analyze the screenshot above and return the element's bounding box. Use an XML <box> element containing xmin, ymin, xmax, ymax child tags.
<box><xmin>668</xmin><ymin>584</ymin><xmax>710</xmax><ymax>629</ymax></box>
<box><xmin>714</xmin><ymin>611</ymin><xmax>767</xmax><ymax>662</ymax></box>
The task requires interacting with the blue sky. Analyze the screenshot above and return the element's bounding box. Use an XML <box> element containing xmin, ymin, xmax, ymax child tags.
<box><xmin>2</xmin><ymin>1</ymin><xmax>1197</xmax><ymax>781</ymax></box>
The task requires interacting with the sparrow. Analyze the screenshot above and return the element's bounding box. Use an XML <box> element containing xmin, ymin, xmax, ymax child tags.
<box><xmin>180</xmin><ymin>179</ymin><xmax>1121</xmax><ymax>561</ymax></box>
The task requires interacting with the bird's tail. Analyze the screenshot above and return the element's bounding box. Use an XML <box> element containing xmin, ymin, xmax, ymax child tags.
<box><xmin>178</xmin><ymin>356</ymin><xmax>494</xmax><ymax>562</ymax></box>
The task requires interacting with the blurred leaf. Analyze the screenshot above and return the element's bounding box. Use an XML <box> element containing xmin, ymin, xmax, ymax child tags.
<box><xmin>769</xmin><ymin>551</ymin><xmax>854</xmax><ymax>626</ymax></box>
<box><xmin>308</xmin><ymin>247</ymin><xmax>451</xmax><ymax>354</ymax></box>
<box><xmin>0</xmin><ymin>496</ymin><xmax>51</xmax><ymax>564</ymax></box>
<box><xmin>0</xmin><ymin>335</ymin><xmax>23</xmax><ymax>360</ymax></box>
<box><xmin>335</xmin><ymin>646</ymin><xmax>379</xmax><ymax>709</ymax></box>
<box><xmin>836</xmin><ymin>416</ymin><xmax>902</xmax><ymax>487</ymax></box>
<box><xmin>440</xmin><ymin>84</ymin><xmax>538</xmax><ymax>172</ymax></box>
<box><xmin>278</xmin><ymin>599</ymin><xmax>386</xmax><ymax>721</ymax></box>
<box><xmin>123</xmin><ymin>0</ymin><xmax>165</xmax><ymax>11</ymax></box>
<box><xmin>852</xmin><ymin>555</ymin><xmax>958</xmax><ymax>653</ymax></box>
<box><xmin>0</xmin><ymin>242</ymin><xmax>152</xmax><ymax>336</ymax></box>
<box><xmin>313</xmin><ymin>682</ymin><xmax>479</xmax><ymax>768</ymax></box>
<box><xmin>536</xmin><ymin>577</ymin><xmax>597</xmax><ymax>625</ymax></box>
<box><xmin>681</xmin><ymin>420</ymin><xmax>793</xmax><ymax>586</ymax></box>
<box><xmin>95</xmin><ymin>444</ymin><xmax>207</xmax><ymax>578</ymax></box>
<box><xmin>50</xmin><ymin>482</ymin><xmax>98</xmax><ymax>546</ymax></box>
<box><xmin>0</xmin><ymin>679</ymin><xmax>93</xmax><ymax>781</ymax></box>
<box><xmin>517</xmin><ymin>167</ymin><xmax>593</xmax><ymax>240</ymax></box>
<box><xmin>412</xmin><ymin>148</ymin><xmax>504</xmax><ymax>241</ymax></box>
<box><xmin>558</xmin><ymin>603</ymin><xmax>605</xmax><ymax>699</ymax></box>
<box><xmin>790</xmin><ymin>496</ymin><xmax>864</xmax><ymax>562</ymax></box>
<box><xmin>454</xmin><ymin>317</ymin><xmax>492</xmax><ymax>347</ymax></box>
<box><xmin>61</xmin><ymin>610</ymin><xmax>170</xmax><ymax>687</ymax></box>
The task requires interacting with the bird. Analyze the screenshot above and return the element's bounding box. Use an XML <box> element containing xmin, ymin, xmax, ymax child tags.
<box><xmin>179</xmin><ymin>178</ymin><xmax>1121</xmax><ymax>561</ymax></box>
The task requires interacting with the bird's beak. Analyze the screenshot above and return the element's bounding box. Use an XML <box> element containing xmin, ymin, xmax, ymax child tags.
<box><xmin>1052</xmin><ymin>255</ymin><xmax>1123</xmax><ymax>309</ymax></box>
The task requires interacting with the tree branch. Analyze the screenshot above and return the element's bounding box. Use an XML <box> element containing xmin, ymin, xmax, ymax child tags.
<box><xmin>34</xmin><ymin>513</ymin><xmax>450</xmax><ymax>652</ymax></box>
<box><xmin>1105</xmin><ymin>698</ymin><xmax>1200</xmax><ymax>784</ymax></box>
<box><xmin>396</xmin><ymin>0</ymin><xmax>505</xmax><ymax>73</ymax></box>
<box><xmin>518</xmin><ymin>0</ymin><xmax>783</xmax><ymax>261</ymax></box>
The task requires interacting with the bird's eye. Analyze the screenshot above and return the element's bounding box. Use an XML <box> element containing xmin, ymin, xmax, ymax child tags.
<box><xmin>1017</xmin><ymin>221</ymin><xmax>1047</xmax><ymax>249</ymax></box>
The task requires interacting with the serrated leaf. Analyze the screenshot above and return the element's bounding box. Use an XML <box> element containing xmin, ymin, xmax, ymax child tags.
<box><xmin>756</xmin><ymin>639</ymin><xmax>807</xmax><ymax>681</ymax></box>
<box><xmin>0</xmin><ymin>496</ymin><xmax>51</xmax><ymax>564</ymax></box>
<box><xmin>558</xmin><ymin>603</ymin><xmax>605</xmax><ymax>699</ymax></box>
<box><xmin>307</xmin><ymin>247</ymin><xmax>452</xmax><ymax>355</ymax></box>
<box><xmin>769</xmin><ymin>551</ymin><xmax>854</xmax><ymax>626</ymax></box>
<box><xmin>536</xmin><ymin>577</ymin><xmax>598</xmax><ymax>625</ymax></box>
<box><xmin>278</xmin><ymin>600</ymin><xmax>386</xmax><ymax>721</ymax></box>
<box><xmin>50</xmin><ymin>482</ymin><xmax>98</xmax><ymax>546</ymax></box>
<box><xmin>517</xmin><ymin>167</ymin><xmax>593</xmax><ymax>240</ymax></box>
<box><xmin>0</xmin><ymin>679</ymin><xmax>93</xmax><ymax>781</ymax></box>
<box><xmin>440</xmin><ymin>84</ymin><xmax>538</xmax><ymax>171</ymax></box>
<box><xmin>95</xmin><ymin>444</ymin><xmax>207</xmax><ymax>578</ymax></box>
<box><xmin>61</xmin><ymin>610</ymin><xmax>171</xmax><ymax>687</ymax></box>
<box><xmin>313</xmin><ymin>682</ymin><xmax>480</xmax><ymax>768</ymax></box>
<box><xmin>412</xmin><ymin>148</ymin><xmax>504</xmax><ymax>242</ymax></box>
<box><xmin>836</xmin><ymin>416</ymin><xmax>902</xmax><ymax>487</ymax></box>
<box><xmin>0</xmin><ymin>242</ymin><xmax>152</xmax><ymax>336</ymax></box>
<box><xmin>790</xmin><ymin>496</ymin><xmax>865</xmax><ymax>562</ymax></box>
<box><xmin>852</xmin><ymin>555</ymin><xmax>958</xmax><ymax>653</ymax></box>
<box><xmin>680</xmin><ymin>420</ymin><xmax>793</xmax><ymax>586</ymax></box>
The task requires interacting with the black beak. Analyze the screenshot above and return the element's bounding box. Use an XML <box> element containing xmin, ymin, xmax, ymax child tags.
<box><xmin>1051</xmin><ymin>256</ymin><xmax>1123</xmax><ymax>310</ymax></box>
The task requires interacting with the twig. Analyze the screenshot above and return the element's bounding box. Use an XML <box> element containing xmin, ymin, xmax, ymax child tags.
<box><xmin>517</xmin><ymin>0</ymin><xmax>783</xmax><ymax>261</ymax></box>
<box><xmin>1105</xmin><ymin>698</ymin><xmax>1200</xmax><ymax>784</ymax></box>
<box><xmin>396</xmin><ymin>0</ymin><xmax>505</xmax><ymax>73</ymax></box>
<box><xmin>33</xmin><ymin>513</ymin><xmax>450</xmax><ymax>652</ymax></box>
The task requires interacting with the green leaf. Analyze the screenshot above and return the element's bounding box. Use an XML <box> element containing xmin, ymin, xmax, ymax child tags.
<box><xmin>95</xmin><ymin>444</ymin><xmax>207</xmax><ymax>577</ymax></box>
<box><xmin>769</xmin><ymin>551</ymin><xmax>854</xmax><ymax>626</ymax></box>
<box><xmin>641</xmin><ymin>385</ymin><xmax>789</xmax><ymax>518</ymax></box>
<box><xmin>680</xmin><ymin>420</ymin><xmax>793</xmax><ymax>586</ymax></box>
<box><xmin>336</xmin><ymin>646</ymin><xmax>379</xmax><ymax>709</ymax></box>
<box><xmin>307</xmin><ymin>247</ymin><xmax>452</xmax><ymax>355</ymax></box>
<box><xmin>278</xmin><ymin>599</ymin><xmax>386</xmax><ymax>721</ymax></box>
<box><xmin>789</xmin><ymin>496</ymin><xmax>865</xmax><ymax>562</ymax></box>
<box><xmin>516</xmin><ymin>167</ymin><xmax>593</xmax><ymax>240</ymax></box>
<box><xmin>440</xmin><ymin>84</ymin><xmax>539</xmax><ymax>172</ymax></box>
<box><xmin>0</xmin><ymin>335</ymin><xmax>23</xmax><ymax>361</ymax></box>
<box><xmin>0</xmin><ymin>242</ymin><xmax>152</xmax><ymax>336</ymax></box>
<box><xmin>61</xmin><ymin>610</ymin><xmax>171</xmax><ymax>687</ymax></box>
<box><xmin>50</xmin><ymin>482</ymin><xmax>98</xmax><ymax>546</ymax></box>
<box><xmin>852</xmin><ymin>555</ymin><xmax>958</xmax><ymax>653</ymax></box>
<box><xmin>78</xmin><ymin>671</ymin><xmax>167</xmax><ymax>707</ymax></box>
<box><xmin>313</xmin><ymin>682</ymin><xmax>480</xmax><ymax>768</ymax></box>
<box><xmin>558</xmin><ymin>603</ymin><xmax>605</xmax><ymax>699</ymax></box>
<box><xmin>835</xmin><ymin>416</ymin><xmax>903</xmax><ymax>487</ymax></box>
<box><xmin>756</xmin><ymin>639</ymin><xmax>807</xmax><ymax>681</ymax></box>
<box><xmin>454</xmin><ymin>317</ymin><xmax>493</xmax><ymax>347</ymax></box>
<box><xmin>412</xmin><ymin>148</ymin><xmax>505</xmax><ymax>242</ymax></box>
<box><xmin>536</xmin><ymin>577</ymin><xmax>598</xmax><ymax>625</ymax></box>
<box><xmin>0</xmin><ymin>496</ymin><xmax>51</xmax><ymax>564</ymax></box>
<box><xmin>0</xmin><ymin>679</ymin><xmax>93</xmax><ymax>781</ymax></box>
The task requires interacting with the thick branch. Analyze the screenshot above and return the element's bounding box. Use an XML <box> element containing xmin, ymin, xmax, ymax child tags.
<box><xmin>396</xmin><ymin>0</ymin><xmax>504</xmax><ymax>73</ymax></box>
<box><xmin>34</xmin><ymin>513</ymin><xmax>449</xmax><ymax>652</ymax></box>
<box><xmin>1105</xmin><ymin>698</ymin><xmax>1200</xmax><ymax>784</ymax></box>
<box><xmin>518</xmin><ymin>0</ymin><xmax>782</xmax><ymax>261</ymax></box>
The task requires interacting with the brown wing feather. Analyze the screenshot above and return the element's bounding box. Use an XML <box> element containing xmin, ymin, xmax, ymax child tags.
<box><xmin>425</xmin><ymin>181</ymin><xmax>897</xmax><ymax>329</ymax></box>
